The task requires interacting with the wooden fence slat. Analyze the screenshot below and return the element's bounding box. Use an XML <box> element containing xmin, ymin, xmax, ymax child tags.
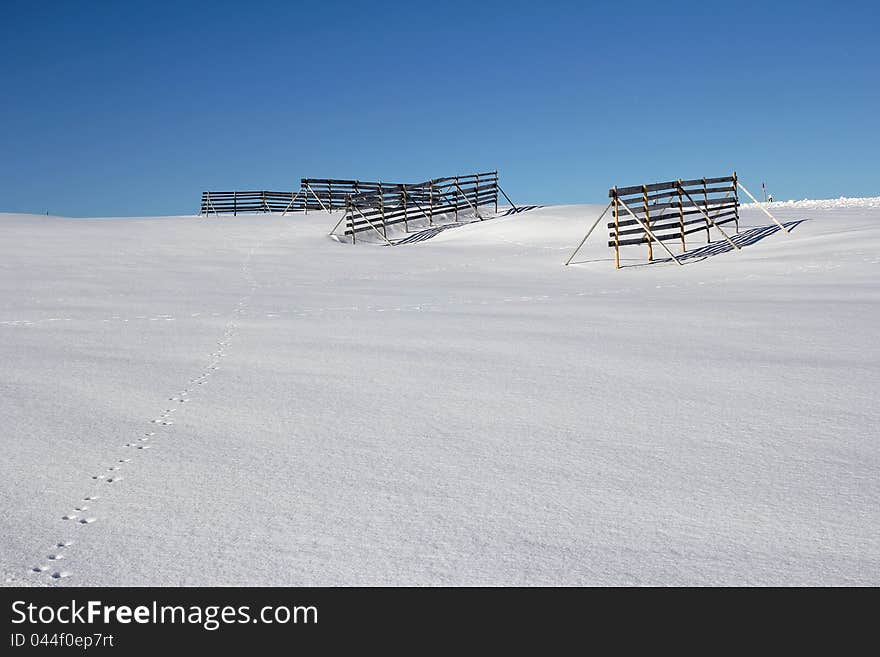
<box><xmin>610</xmin><ymin>176</ymin><xmax>735</xmax><ymax>198</ymax></box>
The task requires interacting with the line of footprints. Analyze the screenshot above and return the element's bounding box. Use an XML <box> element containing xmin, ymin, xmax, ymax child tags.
<box><xmin>30</xmin><ymin>298</ymin><xmax>250</xmax><ymax>582</ymax></box>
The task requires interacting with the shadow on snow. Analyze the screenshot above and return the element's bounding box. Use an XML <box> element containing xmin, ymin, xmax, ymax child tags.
<box><xmin>569</xmin><ymin>220</ymin><xmax>806</xmax><ymax>268</ymax></box>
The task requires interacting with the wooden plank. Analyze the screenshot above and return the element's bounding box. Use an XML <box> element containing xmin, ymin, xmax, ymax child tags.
<box><xmin>610</xmin><ymin>176</ymin><xmax>734</xmax><ymax>198</ymax></box>
<box><xmin>610</xmin><ymin>210</ymin><xmax>738</xmax><ymax>238</ymax></box>
<box><xmin>610</xmin><ymin>195</ymin><xmax>736</xmax><ymax>217</ymax></box>
<box><xmin>301</xmin><ymin>178</ymin><xmax>384</xmax><ymax>186</ymax></box>
<box><xmin>679</xmin><ymin>175</ymin><xmax>734</xmax><ymax>187</ymax></box>
<box><xmin>609</xmin><ymin>232</ymin><xmax>684</xmax><ymax>247</ymax></box>
<box><xmin>611</xmin><ymin>180</ymin><xmax>680</xmax><ymax>197</ymax></box>
<box><xmin>608</xmin><ymin>201</ymin><xmax>739</xmax><ymax>229</ymax></box>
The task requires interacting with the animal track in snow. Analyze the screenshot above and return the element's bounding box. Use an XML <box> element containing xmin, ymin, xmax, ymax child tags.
<box><xmin>25</xmin><ymin>230</ymin><xmax>279</xmax><ymax>584</ymax></box>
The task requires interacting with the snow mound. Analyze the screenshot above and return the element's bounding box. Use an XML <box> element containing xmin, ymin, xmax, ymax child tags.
<box><xmin>743</xmin><ymin>196</ymin><xmax>880</xmax><ymax>210</ymax></box>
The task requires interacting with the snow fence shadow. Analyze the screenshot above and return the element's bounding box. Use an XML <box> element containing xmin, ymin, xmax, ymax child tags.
<box><xmin>391</xmin><ymin>206</ymin><xmax>544</xmax><ymax>245</ymax></box>
<box><xmin>622</xmin><ymin>219</ymin><xmax>806</xmax><ymax>268</ymax></box>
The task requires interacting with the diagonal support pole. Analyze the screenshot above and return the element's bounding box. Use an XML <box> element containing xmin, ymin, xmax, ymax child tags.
<box><xmin>737</xmin><ymin>181</ymin><xmax>791</xmax><ymax>233</ymax></box>
<box><xmin>401</xmin><ymin>187</ymin><xmax>432</xmax><ymax>222</ymax></box>
<box><xmin>497</xmin><ymin>185</ymin><xmax>519</xmax><ymax>213</ymax></box>
<box><xmin>205</xmin><ymin>192</ymin><xmax>218</xmax><ymax>217</ymax></box>
<box><xmin>617</xmin><ymin>197</ymin><xmax>684</xmax><ymax>266</ymax></box>
<box><xmin>281</xmin><ymin>190</ymin><xmax>302</xmax><ymax>217</ymax></box>
<box><xmin>564</xmin><ymin>200</ymin><xmax>613</xmax><ymax>266</ymax></box>
<box><xmin>350</xmin><ymin>205</ymin><xmax>395</xmax><ymax>246</ymax></box>
<box><xmin>705</xmin><ymin>189</ymin><xmax>734</xmax><ymax>226</ymax></box>
<box><xmin>433</xmin><ymin>188</ymin><xmax>470</xmax><ymax>221</ymax></box>
<box><xmin>454</xmin><ymin>183</ymin><xmax>481</xmax><ymax>219</ymax></box>
<box><xmin>328</xmin><ymin>200</ymin><xmax>350</xmax><ymax>236</ymax></box>
<box><xmin>305</xmin><ymin>183</ymin><xmax>330</xmax><ymax>213</ymax></box>
<box><xmin>679</xmin><ymin>183</ymin><xmax>741</xmax><ymax>251</ymax></box>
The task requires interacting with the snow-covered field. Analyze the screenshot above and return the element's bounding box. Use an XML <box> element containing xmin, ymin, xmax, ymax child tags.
<box><xmin>1</xmin><ymin>198</ymin><xmax>878</xmax><ymax>586</ymax></box>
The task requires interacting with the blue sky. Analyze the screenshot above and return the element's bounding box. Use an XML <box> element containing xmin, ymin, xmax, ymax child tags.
<box><xmin>1</xmin><ymin>0</ymin><xmax>878</xmax><ymax>216</ymax></box>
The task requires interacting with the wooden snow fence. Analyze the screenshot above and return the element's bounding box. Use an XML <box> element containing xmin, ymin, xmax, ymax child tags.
<box><xmin>299</xmin><ymin>179</ymin><xmax>407</xmax><ymax>212</ymax></box>
<box><xmin>608</xmin><ymin>174</ymin><xmax>741</xmax><ymax>267</ymax></box>
<box><xmin>565</xmin><ymin>172</ymin><xmax>792</xmax><ymax>268</ymax></box>
<box><xmin>340</xmin><ymin>171</ymin><xmax>505</xmax><ymax>243</ymax></box>
<box><xmin>200</xmin><ymin>173</ymin><xmax>509</xmax><ymax>222</ymax></box>
<box><xmin>200</xmin><ymin>179</ymin><xmax>404</xmax><ymax>216</ymax></box>
<box><xmin>199</xmin><ymin>190</ymin><xmax>303</xmax><ymax>216</ymax></box>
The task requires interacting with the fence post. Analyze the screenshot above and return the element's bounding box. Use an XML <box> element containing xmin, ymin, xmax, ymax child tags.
<box><xmin>453</xmin><ymin>176</ymin><xmax>459</xmax><ymax>221</ymax></box>
<box><xmin>733</xmin><ymin>171</ymin><xmax>740</xmax><ymax>233</ymax></box>
<box><xmin>347</xmin><ymin>196</ymin><xmax>355</xmax><ymax>244</ymax></box>
<box><xmin>494</xmin><ymin>171</ymin><xmax>498</xmax><ymax>214</ymax></box>
<box><xmin>678</xmin><ymin>182</ymin><xmax>686</xmax><ymax>253</ymax></box>
<box><xmin>379</xmin><ymin>182</ymin><xmax>387</xmax><ymax>239</ymax></box>
<box><xmin>429</xmin><ymin>181</ymin><xmax>434</xmax><ymax>226</ymax></box>
<box><xmin>643</xmin><ymin>185</ymin><xmax>652</xmax><ymax>261</ymax></box>
<box><xmin>328</xmin><ymin>182</ymin><xmax>333</xmax><ymax>212</ymax></box>
<box><xmin>474</xmin><ymin>172</ymin><xmax>480</xmax><ymax>217</ymax></box>
<box><xmin>233</xmin><ymin>191</ymin><xmax>237</xmax><ymax>216</ymax></box>
<box><xmin>613</xmin><ymin>188</ymin><xmax>620</xmax><ymax>269</ymax></box>
<box><xmin>702</xmin><ymin>178</ymin><xmax>710</xmax><ymax>241</ymax></box>
<box><xmin>402</xmin><ymin>185</ymin><xmax>408</xmax><ymax>232</ymax></box>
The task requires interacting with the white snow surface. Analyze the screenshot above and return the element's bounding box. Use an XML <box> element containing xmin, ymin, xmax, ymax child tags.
<box><xmin>1</xmin><ymin>200</ymin><xmax>878</xmax><ymax>586</ymax></box>
<box><xmin>744</xmin><ymin>196</ymin><xmax>880</xmax><ymax>210</ymax></box>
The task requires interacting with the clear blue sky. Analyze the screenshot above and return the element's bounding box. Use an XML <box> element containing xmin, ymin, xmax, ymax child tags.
<box><xmin>1</xmin><ymin>0</ymin><xmax>878</xmax><ymax>216</ymax></box>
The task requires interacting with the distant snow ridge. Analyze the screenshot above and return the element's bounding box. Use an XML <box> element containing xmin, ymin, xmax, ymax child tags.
<box><xmin>743</xmin><ymin>196</ymin><xmax>880</xmax><ymax>210</ymax></box>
